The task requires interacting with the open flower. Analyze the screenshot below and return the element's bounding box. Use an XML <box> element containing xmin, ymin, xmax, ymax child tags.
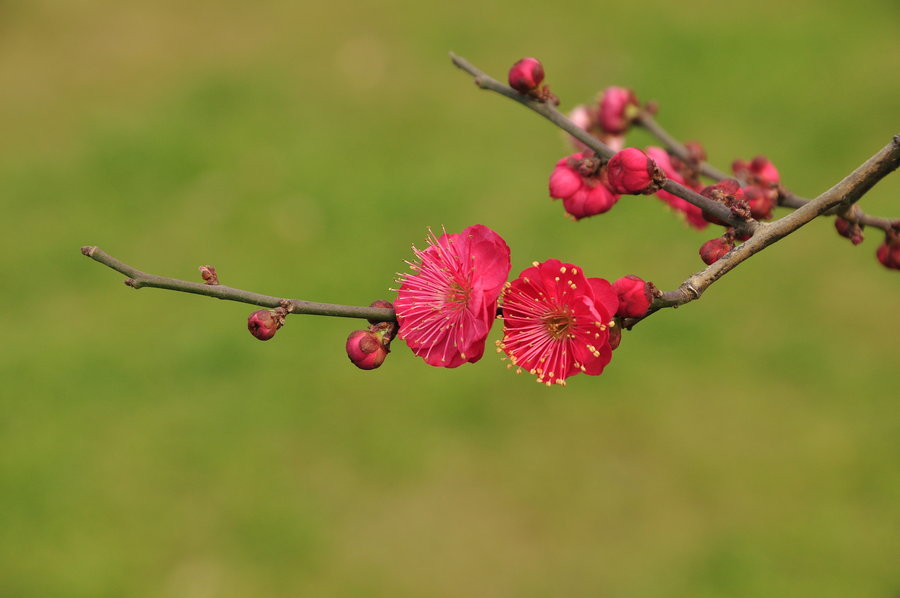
<box><xmin>394</xmin><ymin>224</ymin><xmax>511</xmax><ymax>368</ymax></box>
<box><xmin>498</xmin><ymin>259</ymin><xmax>619</xmax><ymax>386</ymax></box>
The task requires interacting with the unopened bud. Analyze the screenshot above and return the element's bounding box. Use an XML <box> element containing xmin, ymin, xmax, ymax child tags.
<box><xmin>597</xmin><ymin>86</ymin><xmax>639</xmax><ymax>135</ymax></box>
<box><xmin>834</xmin><ymin>217</ymin><xmax>865</xmax><ymax>245</ymax></box>
<box><xmin>199</xmin><ymin>265</ymin><xmax>219</xmax><ymax>285</ymax></box>
<box><xmin>742</xmin><ymin>185</ymin><xmax>775</xmax><ymax>221</ymax></box>
<box><xmin>247</xmin><ymin>309</ymin><xmax>282</xmax><ymax>341</ymax></box>
<box><xmin>876</xmin><ymin>225</ymin><xmax>900</xmax><ymax>270</ymax></box>
<box><xmin>732</xmin><ymin>155</ymin><xmax>780</xmax><ymax>188</ymax></box>
<box><xmin>606</xmin><ymin>148</ymin><xmax>664</xmax><ymax>195</ymax></box>
<box><xmin>508</xmin><ymin>57</ymin><xmax>544</xmax><ymax>94</ymax></box>
<box><xmin>699</xmin><ymin>237</ymin><xmax>734</xmax><ymax>265</ymax></box>
<box><xmin>346</xmin><ymin>329</ymin><xmax>389</xmax><ymax>370</ymax></box>
<box><xmin>612</xmin><ymin>275</ymin><xmax>653</xmax><ymax>318</ymax></box>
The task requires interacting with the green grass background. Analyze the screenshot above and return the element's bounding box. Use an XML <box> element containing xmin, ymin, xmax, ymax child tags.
<box><xmin>1</xmin><ymin>0</ymin><xmax>898</xmax><ymax>596</ymax></box>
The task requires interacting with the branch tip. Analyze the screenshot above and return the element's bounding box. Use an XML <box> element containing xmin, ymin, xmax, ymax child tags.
<box><xmin>81</xmin><ymin>246</ymin><xmax>97</xmax><ymax>257</ymax></box>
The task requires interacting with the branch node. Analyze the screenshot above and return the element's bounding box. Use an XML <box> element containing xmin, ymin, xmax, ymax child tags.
<box><xmin>124</xmin><ymin>278</ymin><xmax>137</xmax><ymax>288</ymax></box>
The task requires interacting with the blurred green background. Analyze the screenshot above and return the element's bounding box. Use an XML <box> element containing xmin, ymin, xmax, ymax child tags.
<box><xmin>1</xmin><ymin>0</ymin><xmax>898</xmax><ymax>596</ymax></box>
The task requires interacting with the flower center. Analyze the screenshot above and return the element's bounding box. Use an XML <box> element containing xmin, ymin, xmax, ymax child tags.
<box><xmin>444</xmin><ymin>280</ymin><xmax>470</xmax><ymax>308</ymax></box>
<box><xmin>543</xmin><ymin>310</ymin><xmax>574</xmax><ymax>340</ymax></box>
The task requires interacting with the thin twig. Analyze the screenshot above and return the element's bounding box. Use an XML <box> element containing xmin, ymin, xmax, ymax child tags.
<box><xmin>449</xmin><ymin>52</ymin><xmax>755</xmax><ymax>236</ymax></box>
<box><xmin>81</xmin><ymin>246</ymin><xmax>397</xmax><ymax>322</ymax></box>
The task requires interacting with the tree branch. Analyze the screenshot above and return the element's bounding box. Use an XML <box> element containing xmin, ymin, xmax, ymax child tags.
<box><xmin>624</xmin><ymin>134</ymin><xmax>900</xmax><ymax>327</ymax></box>
<box><xmin>449</xmin><ymin>52</ymin><xmax>755</xmax><ymax>235</ymax></box>
<box><xmin>634</xmin><ymin>111</ymin><xmax>897</xmax><ymax>232</ymax></box>
<box><xmin>80</xmin><ymin>246</ymin><xmax>397</xmax><ymax>322</ymax></box>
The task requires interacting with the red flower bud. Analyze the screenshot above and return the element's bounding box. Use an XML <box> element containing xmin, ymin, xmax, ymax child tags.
<box><xmin>732</xmin><ymin>155</ymin><xmax>780</xmax><ymax>188</ymax></box>
<box><xmin>606</xmin><ymin>148</ymin><xmax>663</xmax><ymax>195</ymax></box>
<box><xmin>876</xmin><ymin>225</ymin><xmax>900</xmax><ymax>270</ymax></box>
<box><xmin>508</xmin><ymin>57</ymin><xmax>544</xmax><ymax>94</ymax></box>
<box><xmin>700</xmin><ymin>179</ymin><xmax>744</xmax><ymax>225</ymax></box>
<box><xmin>699</xmin><ymin>237</ymin><xmax>734</xmax><ymax>265</ymax></box>
<box><xmin>612</xmin><ymin>275</ymin><xmax>653</xmax><ymax>318</ymax></box>
<box><xmin>742</xmin><ymin>185</ymin><xmax>775</xmax><ymax>221</ymax></box>
<box><xmin>597</xmin><ymin>86</ymin><xmax>639</xmax><ymax>135</ymax></box>
<box><xmin>834</xmin><ymin>217</ymin><xmax>864</xmax><ymax>245</ymax></box>
<box><xmin>562</xmin><ymin>184</ymin><xmax>619</xmax><ymax>220</ymax></box>
<box><xmin>247</xmin><ymin>309</ymin><xmax>282</xmax><ymax>341</ymax></box>
<box><xmin>346</xmin><ymin>329</ymin><xmax>389</xmax><ymax>370</ymax></box>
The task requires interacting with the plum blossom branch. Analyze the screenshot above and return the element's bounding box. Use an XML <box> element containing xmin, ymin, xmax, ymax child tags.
<box><xmin>449</xmin><ymin>52</ymin><xmax>754</xmax><ymax>235</ymax></box>
<box><xmin>80</xmin><ymin>246</ymin><xmax>397</xmax><ymax>322</ymax></box>
<box><xmin>634</xmin><ymin>111</ymin><xmax>897</xmax><ymax>232</ymax></box>
<box><xmin>624</xmin><ymin>134</ymin><xmax>900</xmax><ymax>327</ymax></box>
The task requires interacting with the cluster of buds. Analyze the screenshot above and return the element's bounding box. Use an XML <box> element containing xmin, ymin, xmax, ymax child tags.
<box><xmin>698</xmin><ymin>179</ymin><xmax>753</xmax><ymax>226</ymax></box>
<box><xmin>345</xmin><ymin>300</ymin><xmax>397</xmax><ymax>370</ymax></box>
<box><xmin>548</xmin><ymin>152</ymin><xmax>620</xmax><ymax>220</ymax></box>
<box><xmin>507</xmin><ymin>58</ymin><xmax>557</xmax><ymax>104</ymax></box>
<box><xmin>566</xmin><ymin>86</ymin><xmax>644</xmax><ymax>151</ymax></box>
<box><xmin>732</xmin><ymin>156</ymin><xmax>780</xmax><ymax>220</ymax></box>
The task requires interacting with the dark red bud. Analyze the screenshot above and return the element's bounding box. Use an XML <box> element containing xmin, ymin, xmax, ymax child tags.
<box><xmin>699</xmin><ymin>237</ymin><xmax>734</xmax><ymax>265</ymax></box>
<box><xmin>508</xmin><ymin>57</ymin><xmax>544</xmax><ymax>94</ymax></box>
<box><xmin>346</xmin><ymin>329</ymin><xmax>389</xmax><ymax>370</ymax></box>
<box><xmin>834</xmin><ymin>217</ymin><xmax>865</xmax><ymax>245</ymax></box>
<box><xmin>247</xmin><ymin>309</ymin><xmax>282</xmax><ymax>341</ymax></box>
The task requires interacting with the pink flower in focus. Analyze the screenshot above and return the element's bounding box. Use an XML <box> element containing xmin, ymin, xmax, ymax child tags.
<box><xmin>395</xmin><ymin>225</ymin><xmax>511</xmax><ymax>368</ymax></box>
<box><xmin>549</xmin><ymin>153</ymin><xmax>620</xmax><ymax>220</ymax></box>
<box><xmin>598</xmin><ymin>86</ymin><xmax>640</xmax><ymax>135</ymax></box>
<box><xmin>645</xmin><ymin>146</ymin><xmax>708</xmax><ymax>229</ymax></box>
<box><xmin>498</xmin><ymin>259</ymin><xmax>619</xmax><ymax>386</ymax></box>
